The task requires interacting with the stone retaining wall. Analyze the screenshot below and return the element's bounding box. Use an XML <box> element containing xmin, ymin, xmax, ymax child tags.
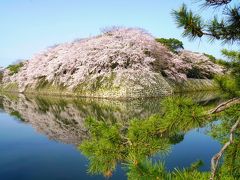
<box><xmin>0</xmin><ymin>76</ymin><xmax>218</xmax><ymax>99</ymax></box>
<box><xmin>168</xmin><ymin>78</ymin><xmax>218</xmax><ymax>92</ymax></box>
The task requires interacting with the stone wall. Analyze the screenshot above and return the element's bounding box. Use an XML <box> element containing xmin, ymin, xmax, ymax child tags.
<box><xmin>0</xmin><ymin>76</ymin><xmax>218</xmax><ymax>99</ymax></box>
<box><xmin>21</xmin><ymin>72</ymin><xmax>173</xmax><ymax>99</ymax></box>
<box><xmin>169</xmin><ymin>78</ymin><xmax>218</xmax><ymax>92</ymax></box>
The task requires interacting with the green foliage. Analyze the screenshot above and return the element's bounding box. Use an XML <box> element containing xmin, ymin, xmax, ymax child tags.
<box><xmin>79</xmin><ymin>115</ymin><xmax>172</xmax><ymax>177</ymax></box>
<box><xmin>127</xmin><ymin>158</ymin><xmax>237</xmax><ymax>180</ymax></box>
<box><xmin>222</xmin><ymin>49</ymin><xmax>240</xmax><ymax>62</ymax></box>
<box><xmin>80</xmin><ymin>117</ymin><xmax>124</xmax><ymax>176</ymax></box>
<box><xmin>215</xmin><ymin>59</ymin><xmax>232</xmax><ymax>68</ymax></box>
<box><xmin>126</xmin><ymin>159</ymin><xmax>171</xmax><ymax>180</ymax></box>
<box><xmin>172</xmin><ymin>0</ymin><xmax>240</xmax><ymax>180</ymax></box>
<box><xmin>209</xmin><ymin>104</ymin><xmax>240</xmax><ymax>180</ymax></box>
<box><xmin>204</xmin><ymin>53</ymin><xmax>217</xmax><ymax>62</ymax></box>
<box><xmin>155</xmin><ymin>38</ymin><xmax>184</xmax><ymax>53</ymax></box>
<box><xmin>213</xmin><ymin>49</ymin><xmax>240</xmax><ymax>97</ymax></box>
<box><xmin>10</xmin><ymin>111</ymin><xmax>25</xmax><ymax>122</ymax></box>
<box><xmin>159</xmin><ymin>97</ymin><xmax>205</xmax><ymax>132</ymax></box>
<box><xmin>211</xmin><ymin>104</ymin><xmax>240</xmax><ymax>141</ymax></box>
<box><xmin>171</xmin><ymin>4</ymin><xmax>204</xmax><ymax>40</ymax></box>
<box><xmin>78</xmin><ymin>96</ymin><xmax>240</xmax><ymax>179</ymax></box>
<box><xmin>221</xmin><ymin>49</ymin><xmax>240</xmax><ymax>87</ymax></box>
<box><xmin>214</xmin><ymin>75</ymin><xmax>240</xmax><ymax>97</ymax></box>
<box><xmin>79</xmin><ymin>97</ymin><xmax>208</xmax><ymax>178</ymax></box>
<box><xmin>172</xmin><ymin>2</ymin><xmax>240</xmax><ymax>43</ymax></box>
<box><xmin>173</xmin><ymin>1</ymin><xmax>240</xmax><ymax>97</ymax></box>
<box><xmin>127</xmin><ymin>158</ymin><xmax>210</xmax><ymax>180</ymax></box>
<box><xmin>203</xmin><ymin>53</ymin><xmax>231</xmax><ymax>68</ymax></box>
<box><xmin>7</xmin><ymin>62</ymin><xmax>24</xmax><ymax>76</ymax></box>
<box><xmin>172</xmin><ymin>169</ymin><xmax>209</xmax><ymax>180</ymax></box>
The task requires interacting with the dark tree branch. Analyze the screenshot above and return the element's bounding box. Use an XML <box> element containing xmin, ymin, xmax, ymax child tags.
<box><xmin>205</xmin><ymin>0</ymin><xmax>232</xmax><ymax>6</ymax></box>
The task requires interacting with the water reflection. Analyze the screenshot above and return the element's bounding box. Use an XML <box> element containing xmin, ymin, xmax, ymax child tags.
<box><xmin>0</xmin><ymin>92</ymin><xmax>220</xmax><ymax>144</ymax></box>
<box><xmin>0</xmin><ymin>91</ymin><xmax>226</xmax><ymax>179</ymax></box>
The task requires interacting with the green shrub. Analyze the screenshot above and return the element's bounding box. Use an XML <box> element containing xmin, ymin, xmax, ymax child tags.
<box><xmin>214</xmin><ymin>75</ymin><xmax>240</xmax><ymax>97</ymax></box>
<box><xmin>215</xmin><ymin>59</ymin><xmax>231</xmax><ymax>68</ymax></box>
<box><xmin>9</xmin><ymin>110</ymin><xmax>26</xmax><ymax>122</ymax></box>
<box><xmin>155</xmin><ymin>38</ymin><xmax>184</xmax><ymax>53</ymax></box>
<box><xmin>203</xmin><ymin>53</ymin><xmax>217</xmax><ymax>62</ymax></box>
<box><xmin>7</xmin><ymin>62</ymin><xmax>24</xmax><ymax>76</ymax></box>
<box><xmin>204</xmin><ymin>53</ymin><xmax>231</xmax><ymax>68</ymax></box>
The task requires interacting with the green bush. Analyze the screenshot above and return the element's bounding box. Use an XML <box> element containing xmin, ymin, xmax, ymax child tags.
<box><xmin>215</xmin><ymin>59</ymin><xmax>231</xmax><ymax>68</ymax></box>
<box><xmin>155</xmin><ymin>38</ymin><xmax>184</xmax><ymax>53</ymax></box>
<box><xmin>204</xmin><ymin>53</ymin><xmax>231</xmax><ymax>68</ymax></box>
<box><xmin>7</xmin><ymin>62</ymin><xmax>24</xmax><ymax>76</ymax></box>
<box><xmin>203</xmin><ymin>53</ymin><xmax>217</xmax><ymax>62</ymax></box>
<box><xmin>214</xmin><ymin>75</ymin><xmax>240</xmax><ymax>97</ymax></box>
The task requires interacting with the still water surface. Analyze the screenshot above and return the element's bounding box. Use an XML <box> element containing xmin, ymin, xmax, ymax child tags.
<box><xmin>0</xmin><ymin>93</ymin><xmax>222</xmax><ymax>180</ymax></box>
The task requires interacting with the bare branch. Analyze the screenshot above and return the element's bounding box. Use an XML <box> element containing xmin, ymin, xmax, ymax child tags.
<box><xmin>210</xmin><ymin>118</ymin><xmax>240</xmax><ymax>180</ymax></box>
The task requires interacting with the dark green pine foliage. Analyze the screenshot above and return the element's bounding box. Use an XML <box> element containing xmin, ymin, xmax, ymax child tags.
<box><xmin>173</xmin><ymin>0</ymin><xmax>240</xmax><ymax>97</ymax></box>
<box><xmin>79</xmin><ymin>97</ymin><xmax>207</xmax><ymax>178</ymax></box>
<box><xmin>215</xmin><ymin>49</ymin><xmax>240</xmax><ymax>97</ymax></box>
<box><xmin>79</xmin><ymin>97</ymin><xmax>240</xmax><ymax>179</ymax></box>
<box><xmin>172</xmin><ymin>1</ymin><xmax>240</xmax><ymax>43</ymax></box>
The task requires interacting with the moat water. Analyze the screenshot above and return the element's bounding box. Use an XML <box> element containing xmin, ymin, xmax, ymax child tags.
<box><xmin>0</xmin><ymin>92</ymin><xmax>225</xmax><ymax>179</ymax></box>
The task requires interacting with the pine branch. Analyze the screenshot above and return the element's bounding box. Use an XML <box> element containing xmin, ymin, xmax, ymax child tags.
<box><xmin>172</xmin><ymin>4</ymin><xmax>240</xmax><ymax>43</ymax></box>
<box><xmin>210</xmin><ymin>118</ymin><xmax>240</xmax><ymax>180</ymax></box>
<box><xmin>208</xmin><ymin>98</ymin><xmax>240</xmax><ymax>114</ymax></box>
<box><xmin>205</xmin><ymin>0</ymin><xmax>232</xmax><ymax>6</ymax></box>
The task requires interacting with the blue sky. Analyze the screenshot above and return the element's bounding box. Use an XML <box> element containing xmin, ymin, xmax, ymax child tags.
<box><xmin>0</xmin><ymin>0</ymin><xmax>238</xmax><ymax>67</ymax></box>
